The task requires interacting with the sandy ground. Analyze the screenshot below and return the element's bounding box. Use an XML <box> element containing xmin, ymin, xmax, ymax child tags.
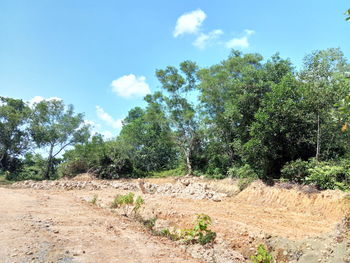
<box><xmin>0</xmin><ymin>188</ymin><xmax>201</xmax><ymax>263</ymax></box>
<box><xmin>1</xmin><ymin>177</ymin><xmax>349</xmax><ymax>263</ymax></box>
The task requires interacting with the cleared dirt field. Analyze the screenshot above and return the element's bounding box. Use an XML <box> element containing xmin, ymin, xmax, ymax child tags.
<box><xmin>1</xmin><ymin>177</ymin><xmax>349</xmax><ymax>262</ymax></box>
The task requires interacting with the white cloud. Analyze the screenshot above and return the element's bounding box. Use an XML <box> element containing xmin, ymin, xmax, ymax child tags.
<box><xmin>173</xmin><ymin>9</ymin><xmax>206</xmax><ymax>37</ymax></box>
<box><xmin>193</xmin><ymin>29</ymin><xmax>223</xmax><ymax>49</ymax></box>
<box><xmin>96</xmin><ymin>105</ymin><xmax>123</xmax><ymax>129</ymax></box>
<box><xmin>225</xmin><ymin>29</ymin><xmax>255</xmax><ymax>49</ymax></box>
<box><xmin>28</xmin><ymin>96</ymin><xmax>62</xmax><ymax>107</ymax></box>
<box><xmin>100</xmin><ymin>130</ymin><xmax>114</xmax><ymax>139</ymax></box>
<box><xmin>111</xmin><ymin>74</ymin><xmax>150</xmax><ymax>98</ymax></box>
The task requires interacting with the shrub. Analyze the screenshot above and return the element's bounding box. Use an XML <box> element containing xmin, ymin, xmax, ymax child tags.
<box><xmin>181</xmin><ymin>214</ymin><xmax>217</xmax><ymax>245</ymax></box>
<box><xmin>110</xmin><ymin>192</ymin><xmax>144</xmax><ymax>216</ymax></box>
<box><xmin>281</xmin><ymin>159</ymin><xmax>312</xmax><ymax>183</ymax></box>
<box><xmin>306</xmin><ymin>163</ymin><xmax>348</xmax><ymax>190</ymax></box>
<box><xmin>250</xmin><ymin>244</ymin><xmax>274</xmax><ymax>263</ymax></box>
<box><xmin>58</xmin><ymin>159</ymin><xmax>89</xmax><ymax>178</ymax></box>
<box><xmin>227</xmin><ymin>164</ymin><xmax>258</xmax><ymax>179</ymax></box>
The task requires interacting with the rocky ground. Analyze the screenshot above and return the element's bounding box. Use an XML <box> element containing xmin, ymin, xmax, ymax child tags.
<box><xmin>1</xmin><ymin>175</ymin><xmax>349</xmax><ymax>262</ymax></box>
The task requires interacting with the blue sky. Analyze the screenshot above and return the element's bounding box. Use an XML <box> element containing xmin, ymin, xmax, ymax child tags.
<box><xmin>1</xmin><ymin>0</ymin><xmax>349</xmax><ymax>138</ymax></box>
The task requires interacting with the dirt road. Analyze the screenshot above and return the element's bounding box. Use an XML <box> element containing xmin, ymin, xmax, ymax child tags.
<box><xmin>0</xmin><ymin>188</ymin><xmax>201</xmax><ymax>263</ymax></box>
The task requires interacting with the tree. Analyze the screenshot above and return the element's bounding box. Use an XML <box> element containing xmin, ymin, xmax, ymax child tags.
<box><xmin>0</xmin><ymin>96</ymin><xmax>31</xmax><ymax>172</ymax></box>
<box><xmin>346</xmin><ymin>9</ymin><xmax>350</xmax><ymax>21</ymax></box>
<box><xmin>117</xmin><ymin>93</ymin><xmax>178</xmax><ymax>172</ymax></box>
<box><xmin>244</xmin><ymin>75</ymin><xmax>315</xmax><ymax>178</ymax></box>
<box><xmin>30</xmin><ymin>99</ymin><xmax>90</xmax><ymax>179</ymax></box>
<box><xmin>197</xmin><ymin>51</ymin><xmax>292</xmax><ymax>174</ymax></box>
<box><xmin>156</xmin><ymin>61</ymin><xmax>199</xmax><ymax>174</ymax></box>
<box><xmin>299</xmin><ymin>48</ymin><xmax>350</xmax><ymax>161</ymax></box>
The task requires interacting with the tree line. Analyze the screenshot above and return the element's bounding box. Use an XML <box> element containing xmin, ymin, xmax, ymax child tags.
<box><xmin>1</xmin><ymin>48</ymin><xmax>350</xmax><ymax>190</ymax></box>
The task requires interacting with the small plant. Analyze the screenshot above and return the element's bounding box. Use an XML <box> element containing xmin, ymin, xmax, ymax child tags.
<box><xmin>90</xmin><ymin>194</ymin><xmax>98</xmax><ymax>205</ymax></box>
<box><xmin>110</xmin><ymin>192</ymin><xmax>144</xmax><ymax>216</ymax></box>
<box><xmin>159</xmin><ymin>228</ymin><xmax>181</xmax><ymax>241</ymax></box>
<box><xmin>141</xmin><ymin>217</ymin><xmax>157</xmax><ymax>230</ymax></box>
<box><xmin>182</xmin><ymin>214</ymin><xmax>217</xmax><ymax>245</ymax></box>
<box><xmin>250</xmin><ymin>244</ymin><xmax>274</xmax><ymax>263</ymax></box>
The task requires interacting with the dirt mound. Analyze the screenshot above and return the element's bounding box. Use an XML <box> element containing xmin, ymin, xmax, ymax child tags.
<box><xmin>69</xmin><ymin>173</ymin><xmax>97</xmax><ymax>181</ymax></box>
<box><xmin>235</xmin><ymin>181</ymin><xmax>347</xmax><ymax>219</ymax></box>
<box><xmin>144</xmin><ymin>178</ymin><xmax>227</xmax><ymax>201</ymax></box>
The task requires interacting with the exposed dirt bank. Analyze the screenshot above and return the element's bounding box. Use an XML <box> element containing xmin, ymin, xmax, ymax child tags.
<box><xmin>4</xmin><ymin>177</ymin><xmax>350</xmax><ymax>262</ymax></box>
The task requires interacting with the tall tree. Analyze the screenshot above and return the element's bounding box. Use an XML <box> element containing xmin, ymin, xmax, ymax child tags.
<box><xmin>197</xmin><ymin>51</ymin><xmax>292</xmax><ymax>173</ymax></box>
<box><xmin>117</xmin><ymin>92</ymin><xmax>178</xmax><ymax>172</ymax></box>
<box><xmin>0</xmin><ymin>97</ymin><xmax>31</xmax><ymax>172</ymax></box>
<box><xmin>156</xmin><ymin>61</ymin><xmax>199</xmax><ymax>174</ymax></box>
<box><xmin>299</xmin><ymin>48</ymin><xmax>350</xmax><ymax>161</ymax></box>
<box><xmin>30</xmin><ymin>99</ymin><xmax>90</xmax><ymax>179</ymax></box>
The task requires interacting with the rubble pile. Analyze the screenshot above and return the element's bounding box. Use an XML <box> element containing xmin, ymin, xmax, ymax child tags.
<box><xmin>13</xmin><ymin>177</ymin><xmax>227</xmax><ymax>201</ymax></box>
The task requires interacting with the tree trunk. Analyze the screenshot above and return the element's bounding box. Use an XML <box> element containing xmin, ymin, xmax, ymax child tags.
<box><xmin>44</xmin><ymin>144</ymin><xmax>54</xmax><ymax>180</ymax></box>
<box><xmin>316</xmin><ymin>114</ymin><xmax>321</xmax><ymax>162</ymax></box>
<box><xmin>184</xmin><ymin>149</ymin><xmax>192</xmax><ymax>175</ymax></box>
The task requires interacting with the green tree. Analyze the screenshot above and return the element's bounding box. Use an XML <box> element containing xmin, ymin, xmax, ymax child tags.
<box><xmin>197</xmin><ymin>51</ymin><xmax>292</xmax><ymax>174</ymax></box>
<box><xmin>117</xmin><ymin>93</ymin><xmax>178</xmax><ymax>172</ymax></box>
<box><xmin>156</xmin><ymin>61</ymin><xmax>199</xmax><ymax>174</ymax></box>
<box><xmin>0</xmin><ymin>96</ymin><xmax>31</xmax><ymax>172</ymax></box>
<box><xmin>346</xmin><ymin>9</ymin><xmax>350</xmax><ymax>21</ymax></box>
<box><xmin>299</xmin><ymin>48</ymin><xmax>350</xmax><ymax>161</ymax></box>
<box><xmin>30</xmin><ymin>99</ymin><xmax>90</xmax><ymax>179</ymax></box>
<box><xmin>244</xmin><ymin>75</ymin><xmax>315</xmax><ymax>178</ymax></box>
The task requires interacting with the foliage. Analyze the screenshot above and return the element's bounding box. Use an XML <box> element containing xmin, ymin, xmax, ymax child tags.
<box><xmin>227</xmin><ymin>164</ymin><xmax>258</xmax><ymax>179</ymax></box>
<box><xmin>250</xmin><ymin>244</ymin><xmax>274</xmax><ymax>263</ymax></box>
<box><xmin>2</xmin><ymin>48</ymin><xmax>350</xmax><ymax>190</ymax></box>
<box><xmin>346</xmin><ymin>9</ymin><xmax>350</xmax><ymax>21</ymax></box>
<box><xmin>110</xmin><ymin>192</ymin><xmax>144</xmax><ymax>216</ymax></box>
<box><xmin>61</xmin><ymin>136</ymin><xmax>134</xmax><ymax>179</ymax></box>
<box><xmin>181</xmin><ymin>214</ymin><xmax>217</xmax><ymax>245</ymax></box>
<box><xmin>156</xmin><ymin>61</ymin><xmax>200</xmax><ymax>174</ymax></box>
<box><xmin>0</xmin><ymin>96</ymin><xmax>31</xmax><ymax>173</ymax></box>
<box><xmin>306</xmin><ymin>162</ymin><xmax>349</xmax><ymax>190</ymax></box>
<box><xmin>5</xmin><ymin>153</ymin><xmax>60</xmax><ymax>181</ymax></box>
<box><xmin>30</xmin><ymin>99</ymin><xmax>90</xmax><ymax>179</ymax></box>
<box><xmin>117</xmin><ymin>99</ymin><xmax>178</xmax><ymax>172</ymax></box>
<box><xmin>281</xmin><ymin>159</ymin><xmax>314</xmax><ymax>183</ymax></box>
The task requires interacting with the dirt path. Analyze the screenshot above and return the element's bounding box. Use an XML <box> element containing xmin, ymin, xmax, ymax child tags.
<box><xmin>0</xmin><ymin>188</ymin><xmax>201</xmax><ymax>263</ymax></box>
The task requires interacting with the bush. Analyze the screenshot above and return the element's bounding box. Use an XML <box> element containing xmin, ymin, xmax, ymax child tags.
<box><xmin>110</xmin><ymin>192</ymin><xmax>144</xmax><ymax>216</ymax></box>
<box><xmin>281</xmin><ymin>159</ymin><xmax>313</xmax><ymax>183</ymax></box>
<box><xmin>181</xmin><ymin>214</ymin><xmax>216</xmax><ymax>245</ymax></box>
<box><xmin>58</xmin><ymin>159</ymin><xmax>89</xmax><ymax>178</ymax></box>
<box><xmin>306</xmin><ymin>163</ymin><xmax>348</xmax><ymax>190</ymax></box>
<box><xmin>250</xmin><ymin>244</ymin><xmax>274</xmax><ymax>263</ymax></box>
<box><xmin>227</xmin><ymin>164</ymin><xmax>258</xmax><ymax>179</ymax></box>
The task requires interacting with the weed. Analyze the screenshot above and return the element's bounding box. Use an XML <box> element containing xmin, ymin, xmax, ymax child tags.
<box><xmin>181</xmin><ymin>214</ymin><xmax>216</xmax><ymax>245</ymax></box>
<box><xmin>250</xmin><ymin>244</ymin><xmax>274</xmax><ymax>263</ymax></box>
<box><xmin>110</xmin><ymin>192</ymin><xmax>144</xmax><ymax>217</ymax></box>
<box><xmin>159</xmin><ymin>228</ymin><xmax>181</xmax><ymax>241</ymax></box>
<box><xmin>90</xmin><ymin>194</ymin><xmax>98</xmax><ymax>205</ymax></box>
<box><xmin>141</xmin><ymin>217</ymin><xmax>157</xmax><ymax>230</ymax></box>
